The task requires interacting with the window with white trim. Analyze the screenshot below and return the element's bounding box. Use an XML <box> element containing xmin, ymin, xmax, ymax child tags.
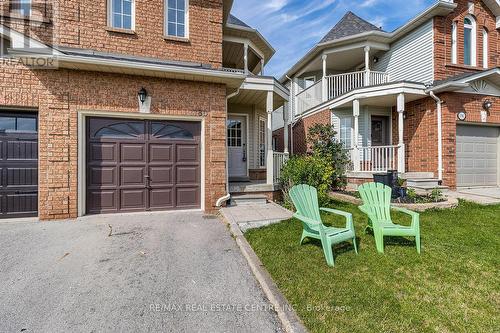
<box><xmin>451</xmin><ymin>21</ymin><xmax>457</xmax><ymax>64</ymax></box>
<box><xmin>304</xmin><ymin>76</ymin><xmax>316</xmax><ymax>89</ymax></box>
<box><xmin>11</xmin><ymin>0</ymin><xmax>31</xmax><ymax>17</ymax></box>
<box><xmin>108</xmin><ymin>0</ymin><xmax>134</xmax><ymax>30</ymax></box>
<box><xmin>258</xmin><ymin>117</ymin><xmax>266</xmax><ymax>167</ymax></box>
<box><xmin>463</xmin><ymin>16</ymin><xmax>476</xmax><ymax>66</ymax></box>
<box><xmin>482</xmin><ymin>28</ymin><xmax>488</xmax><ymax>69</ymax></box>
<box><xmin>166</xmin><ymin>0</ymin><xmax>188</xmax><ymax>38</ymax></box>
<box><xmin>339</xmin><ymin>116</ymin><xmax>353</xmax><ymax>148</ymax></box>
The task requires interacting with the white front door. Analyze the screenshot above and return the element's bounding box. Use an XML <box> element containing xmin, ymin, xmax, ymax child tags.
<box><xmin>227</xmin><ymin>116</ymin><xmax>247</xmax><ymax>178</ymax></box>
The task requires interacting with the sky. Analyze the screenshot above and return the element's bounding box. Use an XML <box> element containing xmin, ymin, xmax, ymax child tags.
<box><xmin>231</xmin><ymin>0</ymin><xmax>436</xmax><ymax>78</ymax></box>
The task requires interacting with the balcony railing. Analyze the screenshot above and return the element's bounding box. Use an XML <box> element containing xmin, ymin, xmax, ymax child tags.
<box><xmin>273</xmin><ymin>151</ymin><xmax>289</xmax><ymax>184</ymax></box>
<box><xmin>222</xmin><ymin>67</ymin><xmax>246</xmax><ymax>74</ymax></box>
<box><xmin>296</xmin><ymin>70</ymin><xmax>390</xmax><ymax>115</ymax></box>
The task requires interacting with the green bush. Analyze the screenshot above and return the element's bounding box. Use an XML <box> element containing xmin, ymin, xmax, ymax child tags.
<box><xmin>279</xmin><ymin>155</ymin><xmax>335</xmax><ymax>208</ymax></box>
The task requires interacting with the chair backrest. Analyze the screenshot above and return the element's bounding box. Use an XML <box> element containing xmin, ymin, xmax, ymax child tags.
<box><xmin>358</xmin><ymin>182</ymin><xmax>392</xmax><ymax>222</ymax></box>
<box><xmin>289</xmin><ymin>184</ymin><xmax>321</xmax><ymax>225</ymax></box>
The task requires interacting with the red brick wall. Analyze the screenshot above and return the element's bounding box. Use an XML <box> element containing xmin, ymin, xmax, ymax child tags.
<box><xmin>0</xmin><ymin>61</ymin><xmax>227</xmax><ymax>219</ymax></box>
<box><xmin>433</xmin><ymin>0</ymin><xmax>499</xmax><ymax>81</ymax></box>
<box><xmin>401</xmin><ymin>93</ymin><xmax>500</xmax><ymax>189</ymax></box>
<box><xmin>0</xmin><ymin>0</ymin><xmax>223</xmax><ymax>68</ymax></box>
<box><xmin>290</xmin><ymin>109</ymin><xmax>331</xmax><ymax>154</ymax></box>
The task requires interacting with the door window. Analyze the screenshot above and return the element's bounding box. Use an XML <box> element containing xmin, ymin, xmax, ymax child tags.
<box><xmin>227</xmin><ymin>120</ymin><xmax>242</xmax><ymax>147</ymax></box>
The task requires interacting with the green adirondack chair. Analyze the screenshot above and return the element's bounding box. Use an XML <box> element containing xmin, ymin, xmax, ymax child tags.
<box><xmin>289</xmin><ymin>184</ymin><xmax>358</xmax><ymax>267</ymax></box>
<box><xmin>358</xmin><ymin>182</ymin><xmax>421</xmax><ymax>254</ymax></box>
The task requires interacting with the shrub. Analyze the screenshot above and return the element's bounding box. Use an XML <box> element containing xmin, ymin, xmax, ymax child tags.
<box><xmin>279</xmin><ymin>154</ymin><xmax>335</xmax><ymax>208</ymax></box>
<box><xmin>307</xmin><ymin>123</ymin><xmax>350</xmax><ymax>190</ymax></box>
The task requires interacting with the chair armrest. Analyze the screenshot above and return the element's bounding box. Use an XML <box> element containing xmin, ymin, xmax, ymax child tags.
<box><xmin>320</xmin><ymin>208</ymin><xmax>354</xmax><ymax>232</ymax></box>
<box><xmin>391</xmin><ymin>206</ymin><xmax>420</xmax><ymax>228</ymax></box>
<box><xmin>293</xmin><ymin>213</ymin><xmax>321</xmax><ymax>226</ymax></box>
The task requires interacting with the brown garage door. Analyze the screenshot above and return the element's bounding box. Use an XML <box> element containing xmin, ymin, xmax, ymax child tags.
<box><xmin>0</xmin><ymin>112</ymin><xmax>38</xmax><ymax>218</ymax></box>
<box><xmin>86</xmin><ymin>117</ymin><xmax>201</xmax><ymax>214</ymax></box>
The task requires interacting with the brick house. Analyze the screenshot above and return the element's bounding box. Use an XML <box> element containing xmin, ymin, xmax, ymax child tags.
<box><xmin>0</xmin><ymin>0</ymin><xmax>288</xmax><ymax>219</ymax></box>
<box><xmin>274</xmin><ymin>0</ymin><xmax>500</xmax><ymax>191</ymax></box>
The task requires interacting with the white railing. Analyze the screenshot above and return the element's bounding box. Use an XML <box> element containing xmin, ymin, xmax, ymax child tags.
<box><xmin>357</xmin><ymin>145</ymin><xmax>397</xmax><ymax>172</ymax></box>
<box><xmin>273</xmin><ymin>152</ymin><xmax>289</xmax><ymax>184</ymax></box>
<box><xmin>368</xmin><ymin>71</ymin><xmax>390</xmax><ymax>86</ymax></box>
<box><xmin>327</xmin><ymin>71</ymin><xmax>365</xmax><ymax>100</ymax></box>
<box><xmin>295</xmin><ymin>70</ymin><xmax>391</xmax><ymax>115</ymax></box>
<box><xmin>296</xmin><ymin>80</ymin><xmax>322</xmax><ymax>115</ymax></box>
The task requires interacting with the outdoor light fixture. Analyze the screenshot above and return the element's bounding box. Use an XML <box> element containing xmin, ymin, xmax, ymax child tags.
<box><xmin>138</xmin><ymin>87</ymin><xmax>148</xmax><ymax>104</ymax></box>
<box><xmin>373</xmin><ymin>56</ymin><xmax>379</xmax><ymax>63</ymax></box>
<box><xmin>482</xmin><ymin>99</ymin><xmax>493</xmax><ymax>114</ymax></box>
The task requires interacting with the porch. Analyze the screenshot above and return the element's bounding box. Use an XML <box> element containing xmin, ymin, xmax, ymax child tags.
<box><xmin>227</xmin><ymin>76</ymin><xmax>290</xmax><ymax>194</ymax></box>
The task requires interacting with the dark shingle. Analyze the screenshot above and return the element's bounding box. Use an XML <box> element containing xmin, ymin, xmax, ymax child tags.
<box><xmin>228</xmin><ymin>14</ymin><xmax>251</xmax><ymax>28</ymax></box>
<box><xmin>320</xmin><ymin>11</ymin><xmax>383</xmax><ymax>43</ymax></box>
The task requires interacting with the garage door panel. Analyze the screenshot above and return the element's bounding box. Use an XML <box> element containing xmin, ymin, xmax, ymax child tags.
<box><xmin>121</xmin><ymin>144</ymin><xmax>145</xmax><ymax>163</ymax></box>
<box><xmin>5</xmin><ymin>193</ymin><xmax>37</xmax><ymax>215</ymax></box>
<box><xmin>149</xmin><ymin>189</ymin><xmax>174</xmax><ymax>209</ymax></box>
<box><xmin>89</xmin><ymin>167</ymin><xmax>116</xmax><ymax>187</ymax></box>
<box><xmin>176</xmin><ymin>166</ymin><xmax>199</xmax><ymax>184</ymax></box>
<box><xmin>120</xmin><ymin>189</ymin><xmax>146</xmax><ymax>210</ymax></box>
<box><xmin>6</xmin><ymin>140</ymin><xmax>38</xmax><ymax>160</ymax></box>
<box><xmin>90</xmin><ymin>143</ymin><xmax>116</xmax><ymax>162</ymax></box>
<box><xmin>87</xmin><ymin>190</ymin><xmax>117</xmax><ymax>212</ymax></box>
<box><xmin>150</xmin><ymin>166</ymin><xmax>173</xmax><ymax>185</ymax></box>
<box><xmin>149</xmin><ymin>144</ymin><xmax>173</xmax><ymax>163</ymax></box>
<box><xmin>457</xmin><ymin>125</ymin><xmax>499</xmax><ymax>187</ymax></box>
<box><xmin>6</xmin><ymin>168</ymin><xmax>37</xmax><ymax>187</ymax></box>
<box><xmin>176</xmin><ymin>145</ymin><xmax>199</xmax><ymax>163</ymax></box>
<box><xmin>120</xmin><ymin>167</ymin><xmax>145</xmax><ymax>186</ymax></box>
<box><xmin>176</xmin><ymin>188</ymin><xmax>199</xmax><ymax>208</ymax></box>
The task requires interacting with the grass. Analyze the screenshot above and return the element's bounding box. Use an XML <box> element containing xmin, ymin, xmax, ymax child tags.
<box><xmin>245</xmin><ymin>200</ymin><xmax>500</xmax><ymax>333</ymax></box>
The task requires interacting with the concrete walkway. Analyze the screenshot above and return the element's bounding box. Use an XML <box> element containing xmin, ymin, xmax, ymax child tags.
<box><xmin>221</xmin><ymin>203</ymin><xmax>293</xmax><ymax>232</ymax></box>
<box><xmin>447</xmin><ymin>187</ymin><xmax>500</xmax><ymax>205</ymax></box>
<box><xmin>0</xmin><ymin>212</ymin><xmax>282</xmax><ymax>332</ymax></box>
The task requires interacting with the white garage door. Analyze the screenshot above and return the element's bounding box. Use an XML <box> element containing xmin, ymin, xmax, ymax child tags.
<box><xmin>456</xmin><ymin>125</ymin><xmax>499</xmax><ymax>187</ymax></box>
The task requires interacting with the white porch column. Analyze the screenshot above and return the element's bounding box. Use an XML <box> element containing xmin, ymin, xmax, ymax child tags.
<box><xmin>397</xmin><ymin>93</ymin><xmax>406</xmax><ymax>173</ymax></box>
<box><xmin>364</xmin><ymin>46</ymin><xmax>371</xmax><ymax>86</ymax></box>
<box><xmin>243</xmin><ymin>43</ymin><xmax>249</xmax><ymax>75</ymax></box>
<box><xmin>352</xmin><ymin>99</ymin><xmax>360</xmax><ymax>172</ymax></box>
<box><xmin>266</xmin><ymin>91</ymin><xmax>274</xmax><ymax>185</ymax></box>
<box><xmin>322</xmin><ymin>54</ymin><xmax>328</xmax><ymax>102</ymax></box>
<box><xmin>260</xmin><ymin>58</ymin><xmax>265</xmax><ymax>75</ymax></box>
<box><xmin>293</xmin><ymin>77</ymin><xmax>299</xmax><ymax>116</ymax></box>
<box><xmin>283</xmin><ymin>102</ymin><xmax>289</xmax><ymax>154</ymax></box>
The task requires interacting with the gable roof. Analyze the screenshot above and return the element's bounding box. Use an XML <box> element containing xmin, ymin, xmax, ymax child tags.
<box><xmin>228</xmin><ymin>14</ymin><xmax>251</xmax><ymax>28</ymax></box>
<box><xmin>320</xmin><ymin>11</ymin><xmax>383</xmax><ymax>43</ymax></box>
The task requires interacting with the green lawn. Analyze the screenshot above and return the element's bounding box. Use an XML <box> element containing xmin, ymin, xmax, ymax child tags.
<box><xmin>245</xmin><ymin>200</ymin><xmax>500</xmax><ymax>333</ymax></box>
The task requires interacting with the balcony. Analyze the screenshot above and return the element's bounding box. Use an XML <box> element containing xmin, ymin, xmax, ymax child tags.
<box><xmin>296</xmin><ymin>70</ymin><xmax>391</xmax><ymax>115</ymax></box>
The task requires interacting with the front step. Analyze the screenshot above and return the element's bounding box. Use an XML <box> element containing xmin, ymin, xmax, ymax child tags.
<box><xmin>401</xmin><ymin>172</ymin><xmax>435</xmax><ymax>179</ymax></box>
<box><xmin>230</xmin><ymin>194</ymin><xmax>268</xmax><ymax>206</ymax></box>
<box><xmin>406</xmin><ymin>178</ymin><xmax>440</xmax><ymax>188</ymax></box>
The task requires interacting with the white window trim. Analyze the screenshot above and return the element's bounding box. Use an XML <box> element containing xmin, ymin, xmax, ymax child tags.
<box><xmin>464</xmin><ymin>15</ymin><xmax>477</xmax><ymax>67</ymax></box>
<box><xmin>165</xmin><ymin>0</ymin><xmax>190</xmax><ymax>39</ymax></box>
<box><xmin>339</xmin><ymin>115</ymin><xmax>353</xmax><ymax>149</ymax></box>
<box><xmin>482</xmin><ymin>28</ymin><xmax>488</xmax><ymax>69</ymax></box>
<box><xmin>451</xmin><ymin>21</ymin><xmax>457</xmax><ymax>64</ymax></box>
<box><xmin>107</xmin><ymin>0</ymin><xmax>136</xmax><ymax>31</ymax></box>
<box><xmin>258</xmin><ymin>116</ymin><xmax>267</xmax><ymax>168</ymax></box>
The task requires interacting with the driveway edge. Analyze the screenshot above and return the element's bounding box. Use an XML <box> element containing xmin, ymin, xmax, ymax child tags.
<box><xmin>220</xmin><ymin>210</ymin><xmax>308</xmax><ymax>333</ymax></box>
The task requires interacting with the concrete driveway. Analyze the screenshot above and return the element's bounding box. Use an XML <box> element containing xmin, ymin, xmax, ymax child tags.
<box><xmin>449</xmin><ymin>187</ymin><xmax>500</xmax><ymax>204</ymax></box>
<box><xmin>0</xmin><ymin>212</ymin><xmax>282</xmax><ymax>332</ymax></box>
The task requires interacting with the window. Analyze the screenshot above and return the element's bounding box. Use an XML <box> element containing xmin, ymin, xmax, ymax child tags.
<box><xmin>1</xmin><ymin>37</ymin><xmax>11</xmax><ymax>58</ymax></box>
<box><xmin>0</xmin><ymin>115</ymin><xmax>37</xmax><ymax>133</ymax></box>
<box><xmin>483</xmin><ymin>28</ymin><xmax>488</xmax><ymax>69</ymax></box>
<box><xmin>11</xmin><ymin>0</ymin><xmax>31</xmax><ymax>17</ymax></box>
<box><xmin>258</xmin><ymin>118</ymin><xmax>266</xmax><ymax>167</ymax></box>
<box><xmin>227</xmin><ymin>120</ymin><xmax>242</xmax><ymax>147</ymax></box>
<box><xmin>166</xmin><ymin>0</ymin><xmax>188</xmax><ymax>38</ymax></box>
<box><xmin>451</xmin><ymin>21</ymin><xmax>457</xmax><ymax>64</ymax></box>
<box><xmin>463</xmin><ymin>16</ymin><xmax>476</xmax><ymax>66</ymax></box>
<box><xmin>151</xmin><ymin>122</ymin><xmax>193</xmax><ymax>140</ymax></box>
<box><xmin>304</xmin><ymin>76</ymin><xmax>316</xmax><ymax>89</ymax></box>
<box><xmin>339</xmin><ymin>116</ymin><xmax>353</xmax><ymax>148</ymax></box>
<box><xmin>108</xmin><ymin>0</ymin><xmax>134</xmax><ymax>30</ymax></box>
<box><xmin>94</xmin><ymin>121</ymin><xmax>144</xmax><ymax>139</ymax></box>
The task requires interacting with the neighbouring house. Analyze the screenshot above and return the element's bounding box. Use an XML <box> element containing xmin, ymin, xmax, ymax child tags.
<box><xmin>274</xmin><ymin>0</ymin><xmax>500</xmax><ymax>191</ymax></box>
<box><xmin>0</xmin><ymin>0</ymin><xmax>288</xmax><ymax>220</ymax></box>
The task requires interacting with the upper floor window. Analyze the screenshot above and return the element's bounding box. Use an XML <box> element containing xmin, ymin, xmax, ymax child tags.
<box><xmin>11</xmin><ymin>0</ymin><xmax>31</xmax><ymax>17</ymax></box>
<box><xmin>451</xmin><ymin>22</ymin><xmax>457</xmax><ymax>64</ymax></box>
<box><xmin>463</xmin><ymin>16</ymin><xmax>476</xmax><ymax>66</ymax></box>
<box><xmin>108</xmin><ymin>0</ymin><xmax>135</xmax><ymax>30</ymax></box>
<box><xmin>482</xmin><ymin>28</ymin><xmax>488</xmax><ymax>69</ymax></box>
<box><xmin>165</xmin><ymin>0</ymin><xmax>188</xmax><ymax>38</ymax></box>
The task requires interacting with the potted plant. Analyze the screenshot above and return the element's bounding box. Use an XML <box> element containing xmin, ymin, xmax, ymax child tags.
<box><xmin>395</xmin><ymin>177</ymin><xmax>407</xmax><ymax>199</ymax></box>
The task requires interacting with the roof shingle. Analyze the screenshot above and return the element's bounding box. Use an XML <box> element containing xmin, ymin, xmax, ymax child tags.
<box><xmin>228</xmin><ymin>14</ymin><xmax>251</xmax><ymax>28</ymax></box>
<box><xmin>320</xmin><ymin>11</ymin><xmax>383</xmax><ymax>44</ymax></box>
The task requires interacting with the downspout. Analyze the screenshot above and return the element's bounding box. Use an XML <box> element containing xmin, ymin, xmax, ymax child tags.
<box><xmin>429</xmin><ymin>91</ymin><xmax>443</xmax><ymax>182</ymax></box>
<box><xmin>216</xmin><ymin>88</ymin><xmax>240</xmax><ymax>207</ymax></box>
<box><xmin>286</xmin><ymin>75</ymin><xmax>294</xmax><ymax>155</ymax></box>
